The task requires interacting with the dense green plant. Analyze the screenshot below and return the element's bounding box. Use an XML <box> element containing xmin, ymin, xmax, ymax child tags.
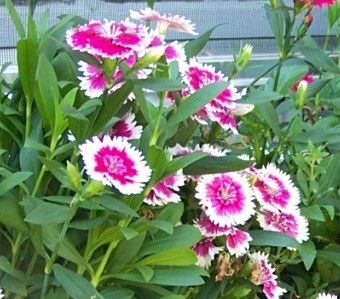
<box><xmin>0</xmin><ymin>0</ymin><xmax>340</xmax><ymax>298</ymax></box>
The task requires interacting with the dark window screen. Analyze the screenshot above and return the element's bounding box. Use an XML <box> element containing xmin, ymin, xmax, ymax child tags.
<box><xmin>0</xmin><ymin>0</ymin><xmax>330</xmax><ymax>65</ymax></box>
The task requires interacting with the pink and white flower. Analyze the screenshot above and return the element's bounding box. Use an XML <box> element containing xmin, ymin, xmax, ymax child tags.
<box><xmin>194</xmin><ymin>216</ymin><xmax>230</xmax><ymax>237</ymax></box>
<box><xmin>164</xmin><ymin>41</ymin><xmax>186</xmax><ymax>63</ymax></box>
<box><xmin>225</xmin><ymin>227</ymin><xmax>252</xmax><ymax>257</ymax></box>
<box><xmin>251</xmin><ymin>163</ymin><xmax>301</xmax><ymax>212</ymax></box>
<box><xmin>108</xmin><ymin>112</ymin><xmax>142</xmax><ymax>140</ymax></box>
<box><xmin>316</xmin><ymin>293</ymin><xmax>338</xmax><ymax>299</ymax></box>
<box><xmin>79</xmin><ymin>136</ymin><xmax>151</xmax><ymax>195</ymax></box>
<box><xmin>144</xmin><ymin>170</ymin><xmax>186</xmax><ymax>206</ymax></box>
<box><xmin>78</xmin><ymin>61</ymin><xmax>107</xmax><ymax>98</ymax></box>
<box><xmin>178</xmin><ymin>59</ymin><xmax>242</xmax><ymax>132</ymax></box>
<box><xmin>192</xmin><ymin>238</ymin><xmax>223</xmax><ymax>269</ymax></box>
<box><xmin>195</xmin><ymin>172</ymin><xmax>255</xmax><ymax>227</ymax></box>
<box><xmin>257</xmin><ymin>209</ymin><xmax>309</xmax><ymax>243</ymax></box>
<box><xmin>290</xmin><ymin>73</ymin><xmax>314</xmax><ymax>93</ymax></box>
<box><xmin>130</xmin><ymin>8</ymin><xmax>198</xmax><ymax>35</ymax></box>
<box><xmin>66</xmin><ymin>19</ymin><xmax>151</xmax><ymax>59</ymax></box>
<box><xmin>263</xmin><ymin>280</ymin><xmax>287</xmax><ymax>299</ymax></box>
<box><xmin>0</xmin><ymin>287</ymin><xmax>3</xmax><ymax>299</ymax></box>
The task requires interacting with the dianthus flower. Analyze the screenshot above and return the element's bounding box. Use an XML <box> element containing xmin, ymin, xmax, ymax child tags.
<box><xmin>178</xmin><ymin>59</ymin><xmax>244</xmax><ymax>132</ymax></box>
<box><xmin>192</xmin><ymin>238</ymin><xmax>223</xmax><ymax>269</ymax></box>
<box><xmin>196</xmin><ymin>172</ymin><xmax>255</xmax><ymax>227</ymax></box>
<box><xmin>194</xmin><ymin>216</ymin><xmax>230</xmax><ymax>237</ymax></box>
<box><xmin>144</xmin><ymin>170</ymin><xmax>186</xmax><ymax>206</ymax></box>
<box><xmin>225</xmin><ymin>227</ymin><xmax>252</xmax><ymax>257</ymax></box>
<box><xmin>130</xmin><ymin>7</ymin><xmax>198</xmax><ymax>35</ymax></box>
<box><xmin>257</xmin><ymin>209</ymin><xmax>309</xmax><ymax>243</ymax></box>
<box><xmin>79</xmin><ymin>136</ymin><xmax>151</xmax><ymax>195</ymax></box>
<box><xmin>66</xmin><ymin>19</ymin><xmax>151</xmax><ymax>59</ymax></box>
<box><xmin>316</xmin><ymin>293</ymin><xmax>338</xmax><ymax>299</ymax></box>
<box><xmin>263</xmin><ymin>280</ymin><xmax>287</xmax><ymax>299</ymax></box>
<box><xmin>164</xmin><ymin>41</ymin><xmax>186</xmax><ymax>63</ymax></box>
<box><xmin>0</xmin><ymin>287</ymin><xmax>3</xmax><ymax>299</ymax></box>
<box><xmin>107</xmin><ymin>112</ymin><xmax>142</xmax><ymax>140</ymax></box>
<box><xmin>251</xmin><ymin>163</ymin><xmax>301</xmax><ymax>212</ymax></box>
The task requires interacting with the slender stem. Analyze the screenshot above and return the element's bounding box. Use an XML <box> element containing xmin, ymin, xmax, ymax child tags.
<box><xmin>149</xmin><ymin>93</ymin><xmax>165</xmax><ymax>146</ymax></box>
<box><xmin>248</xmin><ymin>62</ymin><xmax>279</xmax><ymax>88</ymax></box>
<box><xmin>273</xmin><ymin>59</ymin><xmax>283</xmax><ymax>92</ymax></box>
<box><xmin>91</xmin><ymin>240</ymin><xmax>119</xmax><ymax>288</ymax></box>
<box><xmin>32</xmin><ymin>165</ymin><xmax>47</xmax><ymax>197</ymax></box>
<box><xmin>25</xmin><ymin>251</ymin><xmax>38</xmax><ymax>280</ymax></box>
<box><xmin>323</xmin><ymin>27</ymin><xmax>331</xmax><ymax>52</ymax></box>
<box><xmin>11</xmin><ymin>233</ymin><xmax>23</xmax><ymax>266</ymax></box>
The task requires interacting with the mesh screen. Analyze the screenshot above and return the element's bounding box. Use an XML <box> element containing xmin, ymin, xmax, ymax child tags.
<box><xmin>0</xmin><ymin>0</ymin><xmax>331</xmax><ymax>65</ymax></box>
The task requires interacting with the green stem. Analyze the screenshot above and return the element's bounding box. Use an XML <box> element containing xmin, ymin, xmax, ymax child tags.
<box><xmin>25</xmin><ymin>97</ymin><xmax>32</xmax><ymax>140</ymax></box>
<box><xmin>25</xmin><ymin>251</ymin><xmax>38</xmax><ymax>281</ymax></box>
<box><xmin>91</xmin><ymin>240</ymin><xmax>119</xmax><ymax>288</ymax></box>
<box><xmin>12</xmin><ymin>233</ymin><xmax>23</xmax><ymax>266</ymax></box>
<box><xmin>32</xmin><ymin>165</ymin><xmax>47</xmax><ymax>197</ymax></box>
<box><xmin>40</xmin><ymin>203</ymin><xmax>79</xmax><ymax>299</ymax></box>
<box><xmin>149</xmin><ymin>94</ymin><xmax>165</xmax><ymax>146</ymax></box>
<box><xmin>248</xmin><ymin>61</ymin><xmax>279</xmax><ymax>88</ymax></box>
<box><xmin>273</xmin><ymin>59</ymin><xmax>283</xmax><ymax>92</ymax></box>
<box><xmin>323</xmin><ymin>27</ymin><xmax>331</xmax><ymax>52</ymax></box>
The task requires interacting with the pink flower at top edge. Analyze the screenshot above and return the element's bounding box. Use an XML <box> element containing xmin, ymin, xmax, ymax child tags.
<box><xmin>66</xmin><ymin>19</ymin><xmax>151</xmax><ymax>59</ymax></box>
<box><xmin>79</xmin><ymin>135</ymin><xmax>151</xmax><ymax>195</ymax></box>
<box><xmin>195</xmin><ymin>172</ymin><xmax>255</xmax><ymax>227</ymax></box>
<box><xmin>192</xmin><ymin>238</ymin><xmax>223</xmax><ymax>269</ymax></box>
<box><xmin>257</xmin><ymin>208</ymin><xmax>309</xmax><ymax>243</ymax></box>
<box><xmin>130</xmin><ymin>7</ymin><xmax>198</xmax><ymax>35</ymax></box>
<box><xmin>225</xmin><ymin>227</ymin><xmax>252</xmax><ymax>257</ymax></box>
<box><xmin>107</xmin><ymin>112</ymin><xmax>142</xmax><ymax>140</ymax></box>
<box><xmin>251</xmin><ymin>163</ymin><xmax>301</xmax><ymax>213</ymax></box>
<box><xmin>297</xmin><ymin>0</ymin><xmax>335</xmax><ymax>7</ymax></box>
<box><xmin>144</xmin><ymin>170</ymin><xmax>186</xmax><ymax>206</ymax></box>
<box><xmin>290</xmin><ymin>73</ymin><xmax>314</xmax><ymax>93</ymax></box>
<box><xmin>316</xmin><ymin>293</ymin><xmax>338</xmax><ymax>299</ymax></box>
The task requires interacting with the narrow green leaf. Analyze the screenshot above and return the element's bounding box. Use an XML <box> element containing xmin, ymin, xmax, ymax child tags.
<box><xmin>241</xmin><ymin>90</ymin><xmax>284</xmax><ymax>104</ymax></box>
<box><xmin>0</xmin><ymin>171</ymin><xmax>32</xmax><ymax>196</ymax></box>
<box><xmin>296</xmin><ymin>45</ymin><xmax>340</xmax><ymax>75</ymax></box>
<box><xmin>156</xmin><ymin>203</ymin><xmax>184</xmax><ymax>226</ymax></box>
<box><xmin>100</xmin><ymin>288</ymin><xmax>134</xmax><ymax>299</ymax></box>
<box><xmin>301</xmin><ymin>205</ymin><xmax>325</xmax><ymax>222</ymax></box>
<box><xmin>183</xmin><ymin>156</ymin><xmax>252</xmax><ymax>175</ymax></box>
<box><xmin>24</xmin><ymin>201</ymin><xmax>73</xmax><ymax>225</ymax></box>
<box><xmin>249</xmin><ymin>230</ymin><xmax>299</xmax><ymax>249</ymax></box>
<box><xmin>133</xmin><ymin>78</ymin><xmax>186</xmax><ymax>92</ymax></box>
<box><xmin>97</xmin><ymin>195</ymin><xmax>139</xmax><ymax>217</ymax></box>
<box><xmin>0</xmin><ymin>256</ymin><xmax>25</xmax><ymax>282</ymax></box>
<box><xmin>53</xmin><ymin>264</ymin><xmax>104</xmax><ymax>299</ymax></box>
<box><xmin>185</xmin><ymin>23</ymin><xmax>227</xmax><ymax>58</ymax></box>
<box><xmin>137</xmin><ymin>248</ymin><xmax>197</xmax><ymax>266</ymax></box>
<box><xmin>164</xmin><ymin>152</ymin><xmax>207</xmax><ymax>176</ymax></box>
<box><xmin>167</xmin><ymin>82</ymin><xmax>230</xmax><ymax>127</ymax></box>
<box><xmin>258</xmin><ymin>101</ymin><xmax>282</xmax><ymax>137</ymax></box>
<box><xmin>5</xmin><ymin>0</ymin><xmax>25</xmax><ymax>38</ymax></box>
<box><xmin>298</xmin><ymin>240</ymin><xmax>317</xmax><ymax>271</ymax></box>
<box><xmin>134</xmin><ymin>265</ymin><xmax>155</xmax><ymax>282</ymax></box>
<box><xmin>139</xmin><ymin>225</ymin><xmax>201</xmax><ymax>257</ymax></box>
<box><xmin>317</xmin><ymin>249</ymin><xmax>340</xmax><ymax>267</ymax></box>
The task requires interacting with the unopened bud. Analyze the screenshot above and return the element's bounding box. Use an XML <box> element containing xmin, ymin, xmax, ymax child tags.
<box><xmin>83</xmin><ymin>180</ymin><xmax>104</xmax><ymax>198</ymax></box>
<box><xmin>236</xmin><ymin>44</ymin><xmax>253</xmax><ymax>70</ymax></box>
<box><xmin>304</xmin><ymin>14</ymin><xmax>313</xmax><ymax>26</ymax></box>
<box><xmin>295</xmin><ymin>80</ymin><xmax>308</xmax><ymax>109</ymax></box>
<box><xmin>66</xmin><ymin>161</ymin><xmax>82</xmax><ymax>192</ymax></box>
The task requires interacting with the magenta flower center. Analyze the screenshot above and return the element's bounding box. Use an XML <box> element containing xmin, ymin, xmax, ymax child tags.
<box><xmin>95</xmin><ymin>146</ymin><xmax>137</xmax><ymax>183</ymax></box>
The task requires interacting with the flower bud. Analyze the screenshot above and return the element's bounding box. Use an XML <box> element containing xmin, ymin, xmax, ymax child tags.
<box><xmin>83</xmin><ymin>180</ymin><xmax>105</xmax><ymax>198</ymax></box>
<box><xmin>295</xmin><ymin>80</ymin><xmax>308</xmax><ymax>109</ymax></box>
<box><xmin>66</xmin><ymin>161</ymin><xmax>82</xmax><ymax>192</ymax></box>
<box><xmin>236</xmin><ymin>44</ymin><xmax>253</xmax><ymax>70</ymax></box>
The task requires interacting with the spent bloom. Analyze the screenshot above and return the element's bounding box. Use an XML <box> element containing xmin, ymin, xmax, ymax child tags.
<box><xmin>79</xmin><ymin>136</ymin><xmax>151</xmax><ymax>195</ymax></box>
<box><xmin>250</xmin><ymin>163</ymin><xmax>301</xmax><ymax>212</ymax></box>
<box><xmin>248</xmin><ymin>251</ymin><xmax>286</xmax><ymax>299</ymax></box>
<box><xmin>144</xmin><ymin>170</ymin><xmax>186</xmax><ymax>206</ymax></box>
<box><xmin>192</xmin><ymin>238</ymin><xmax>223</xmax><ymax>269</ymax></box>
<box><xmin>130</xmin><ymin>7</ymin><xmax>198</xmax><ymax>35</ymax></box>
<box><xmin>316</xmin><ymin>293</ymin><xmax>338</xmax><ymax>299</ymax></box>
<box><xmin>195</xmin><ymin>172</ymin><xmax>255</xmax><ymax>227</ymax></box>
<box><xmin>257</xmin><ymin>209</ymin><xmax>309</xmax><ymax>243</ymax></box>
<box><xmin>107</xmin><ymin>112</ymin><xmax>142</xmax><ymax>140</ymax></box>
